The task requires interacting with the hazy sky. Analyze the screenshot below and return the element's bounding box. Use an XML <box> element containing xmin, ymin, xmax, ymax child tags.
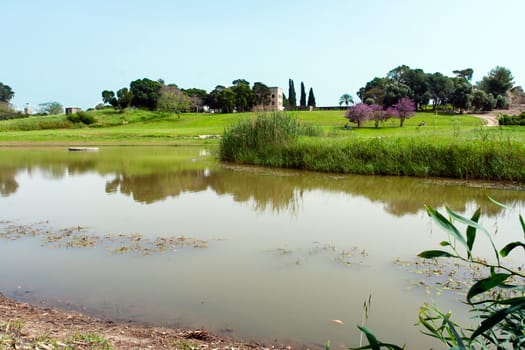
<box><xmin>4</xmin><ymin>0</ymin><xmax>524</xmax><ymax>110</ymax></box>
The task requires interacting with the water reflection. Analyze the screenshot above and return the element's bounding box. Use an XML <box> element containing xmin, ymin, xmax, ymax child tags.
<box><xmin>0</xmin><ymin>146</ymin><xmax>524</xmax><ymax>216</ymax></box>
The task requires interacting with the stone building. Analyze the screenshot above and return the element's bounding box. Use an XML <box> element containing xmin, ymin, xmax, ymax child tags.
<box><xmin>267</xmin><ymin>87</ymin><xmax>284</xmax><ymax>111</ymax></box>
<box><xmin>65</xmin><ymin>107</ymin><xmax>82</xmax><ymax>115</ymax></box>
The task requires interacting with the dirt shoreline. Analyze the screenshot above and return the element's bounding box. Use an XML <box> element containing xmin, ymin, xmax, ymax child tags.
<box><xmin>0</xmin><ymin>294</ymin><xmax>293</xmax><ymax>349</ymax></box>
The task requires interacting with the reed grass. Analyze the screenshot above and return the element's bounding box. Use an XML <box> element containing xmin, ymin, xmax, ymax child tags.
<box><xmin>219</xmin><ymin>112</ymin><xmax>322</xmax><ymax>165</ymax></box>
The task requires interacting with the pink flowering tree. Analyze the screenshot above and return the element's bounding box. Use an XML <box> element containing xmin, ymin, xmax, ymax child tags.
<box><xmin>369</xmin><ymin>104</ymin><xmax>391</xmax><ymax>128</ymax></box>
<box><xmin>393</xmin><ymin>98</ymin><xmax>416</xmax><ymax>127</ymax></box>
<box><xmin>344</xmin><ymin>103</ymin><xmax>371</xmax><ymax>128</ymax></box>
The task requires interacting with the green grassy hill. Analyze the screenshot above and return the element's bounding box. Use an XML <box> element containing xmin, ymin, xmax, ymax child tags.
<box><xmin>0</xmin><ymin>108</ymin><xmax>522</xmax><ymax>145</ymax></box>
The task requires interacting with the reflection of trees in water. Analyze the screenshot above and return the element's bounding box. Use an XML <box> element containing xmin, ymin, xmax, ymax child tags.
<box><xmin>0</xmin><ymin>171</ymin><xmax>18</xmax><ymax>196</ymax></box>
<box><xmin>211</xmin><ymin>170</ymin><xmax>525</xmax><ymax>217</ymax></box>
<box><xmin>105</xmin><ymin>166</ymin><xmax>525</xmax><ymax>218</ymax></box>
<box><xmin>105</xmin><ymin>170</ymin><xmax>212</xmax><ymax>204</ymax></box>
<box><xmin>209</xmin><ymin>169</ymin><xmax>303</xmax><ymax>214</ymax></box>
<box><xmin>1</xmin><ymin>147</ymin><xmax>524</xmax><ymax>217</ymax></box>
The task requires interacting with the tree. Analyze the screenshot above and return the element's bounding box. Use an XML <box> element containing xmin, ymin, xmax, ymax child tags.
<box><xmin>38</xmin><ymin>101</ymin><xmax>63</xmax><ymax>115</ymax></box>
<box><xmin>471</xmin><ymin>89</ymin><xmax>495</xmax><ymax>111</ymax></box>
<box><xmin>252</xmin><ymin>82</ymin><xmax>271</xmax><ymax>108</ymax></box>
<box><xmin>369</xmin><ymin>104</ymin><xmax>392</xmax><ymax>128</ymax></box>
<box><xmin>357</xmin><ymin>77</ymin><xmax>386</xmax><ymax>105</ymax></box>
<box><xmin>428</xmin><ymin>72</ymin><xmax>454</xmax><ymax>110</ymax></box>
<box><xmin>404</xmin><ymin>68</ymin><xmax>430</xmax><ymax>110</ymax></box>
<box><xmin>453</xmin><ymin>68</ymin><xmax>474</xmax><ymax>81</ymax></box>
<box><xmin>282</xmin><ymin>93</ymin><xmax>289</xmax><ymax>109</ymax></box>
<box><xmin>157</xmin><ymin>85</ymin><xmax>190</xmax><ymax>118</ymax></box>
<box><xmin>344</xmin><ymin>103</ymin><xmax>371</xmax><ymax>128</ymax></box>
<box><xmin>130</xmin><ymin>78</ymin><xmax>162</xmax><ymax>110</ymax></box>
<box><xmin>299</xmin><ymin>82</ymin><xmax>306</xmax><ymax>108</ymax></box>
<box><xmin>184</xmin><ymin>88</ymin><xmax>208</xmax><ymax>113</ymax></box>
<box><xmin>102</xmin><ymin>90</ymin><xmax>117</xmax><ymax>107</ymax></box>
<box><xmin>339</xmin><ymin>94</ymin><xmax>354</xmax><ymax>107</ymax></box>
<box><xmin>449</xmin><ymin>78</ymin><xmax>473</xmax><ymax>114</ymax></box>
<box><xmin>478</xmin><ymin>66</ymin><xmax>514</xmax><ymax>100</ymax></box>
<box><xmin>392</xmin><ymin>98</ymin><xmax>416</xmax><ymax>127</ymax></box>
<box><xmin>116</xmin><ymin>88</ymin><xmax>133</xmax><ymax>111</ymax></box>
<box><xmin>387</xmin><ymin>65</ymin><xmax>411</xmax><ymax>85</ymax></box>
<box><xmin>217</xmin><ymin>87</ymin><xmax>236</xmax><ymax>113</ymax></box>
<box><xmin>207</xmin><ymin>85</ymin><xmax>236</xmax><ymax>113</ymax></box>
<box><xmin>288</xmin><ymin>79</ymin><xmax>296</xmax><ymax>109</ymax></box>
<box><xmin>383</xmin><ymin>81</ymin><xmax>411</xmax><ymax>108</ymax></box>
<box><xmin>0</xmin><ymin>82</ymin><xmax>15</xmax><ymax>103</ymax></box>
<box><xmin>231</xmin><ymin>79</ymin><xmax>254</xmax><ymax>112</ymax></box>
<box><xmin>307</xmin><ymin>88</ymin><xmax>316</xmax><ymax>108</ymax></box>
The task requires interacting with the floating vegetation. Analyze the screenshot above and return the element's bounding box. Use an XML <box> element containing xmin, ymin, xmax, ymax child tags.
<box><xmin>394</xmin><ymin>257</ymin><xmax>524</xmax><ymax>298</ymax></box>
<box><xmin>0</xmin><ymin>221</ymin><xmax>213</xmax><ymax>256</ymax></box>
<box><xmin>268</xmin><ymin>242</ymin><xmax>368</xmax><ymax>267</ymax></box>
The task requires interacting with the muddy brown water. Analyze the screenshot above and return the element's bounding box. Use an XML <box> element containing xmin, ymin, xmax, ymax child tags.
<box><xmin>0</xmin><ymin>146</ymin><xmax>524</xmax><ymax>349</ymax></box>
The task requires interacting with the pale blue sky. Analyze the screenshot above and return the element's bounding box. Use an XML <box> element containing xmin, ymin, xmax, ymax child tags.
<box><xmin>4</xmin><ymin>0</ymin><xmax>524</xmax><ymax>110</ymax></box>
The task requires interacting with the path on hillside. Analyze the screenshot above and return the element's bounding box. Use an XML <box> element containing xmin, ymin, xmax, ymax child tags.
<box><xmin>470</xmin><ymin>107</ymin><xmax>524</xmax><ymax>127</ymax></box>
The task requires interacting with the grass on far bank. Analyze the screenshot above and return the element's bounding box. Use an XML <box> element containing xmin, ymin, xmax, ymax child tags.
<box><xmin>1</xmin><ymin>107</ymin><xmax>522</xmax><ymax>145</ymax></box>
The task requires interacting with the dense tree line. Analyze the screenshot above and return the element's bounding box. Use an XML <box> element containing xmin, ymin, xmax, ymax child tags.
<box><xmin>101</xmin><ymin>78</ymin><xmax>286</xmax><ymax>114</ymax></box>
<box><xmin>357</xmin><ymin>65</ymin><xmax>515</xmax><ymax>113</ymax></box>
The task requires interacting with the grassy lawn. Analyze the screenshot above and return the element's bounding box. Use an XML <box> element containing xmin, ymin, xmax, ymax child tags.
<box><xmin>0</xmin><ymin>108</ymin><xmax>523</xmax><ymax>145</ymax></box>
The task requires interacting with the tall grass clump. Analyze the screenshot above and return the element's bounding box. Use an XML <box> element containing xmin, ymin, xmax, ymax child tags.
<box><xmin>219</xmin><ymin>112</ymin><xmax>322</xmax><ymax>165</ymax></box>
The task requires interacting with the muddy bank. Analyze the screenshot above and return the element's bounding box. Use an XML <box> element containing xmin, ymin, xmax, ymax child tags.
<box><xmin>0</xmin><ymin>294</ymin><xmax>294</xmax><ymax>350</ymax></box>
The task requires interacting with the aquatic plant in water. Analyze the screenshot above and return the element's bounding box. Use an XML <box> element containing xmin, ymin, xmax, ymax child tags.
<box><xmin>348</xmin><ymin>200</ymin><xmax>525</xmax><ymax>349</ymax></box>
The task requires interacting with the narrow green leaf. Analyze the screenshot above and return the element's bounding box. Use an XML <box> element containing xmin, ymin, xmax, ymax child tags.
<box><xmin>445</xmin><ymin>206</ymin><xmax>490</xmax><ymax>236</ymax></box>
<box><xmin>440</xmin><ymin>241</ymin><xmax>451</xmax><ymax>247</ymax></box>
<box><xmin>471</xmin><ymin>300</ymin><xmax>525</xmax><ymax>340</ymax></box>
<box><xmin>492</xmin><ymin>296</ymin><xmax>525</xmax><ymax>305</ymax></box>
<box><xmin>500</xmin><ymin>241</ymin><xmax>525</xmax><ymax>257</ymax></box>
<box><xmin>352</xmin><ymin>326</ymin><xmax>405</xmax><ymax>350</ymax></box>
<box><xmin>520</xmin><ymin>214</ymin><xmax>525</xmax><ymax>238</ymax></box>
<box><xmin>357</xmin><ymin>326</ymin><xmax>381</xmax><ymax>350</ymax></box>
<box><xmin>325</xmin><ymin>340</ymin><xmax>330</xmax><ymax>350</ymax></box>
<box><xmin>445</xmin><ymin>205</ymin><xmax>500</xmax><ymax>263</ymax></box>
<box><xmin>444</xmin><ymin>318</ymin><xmax>466</xmax><ymax>349</ymax></box>
<box><xmin>466</xmin><ymin>208</ymin><xmax>481</xmax><ymax>257</ymax></box>
<box><xmin>426</xmin><ymin>206</ymin><xmax>467</xmax><ymax>247</ymax></box>
<box><xmin>488</xmin><ymin>196</ymin><xmax>510</xmax><ymax>209</ymax></box>
<box><xmin>418</xmin><ymin>250</ymin><xmax>455</xmax><ymax>259</ymax></box>
<box><xmin>467</xmin><ymin>274</ymin><xmax>511</xmax><ymax>302</ymax></box>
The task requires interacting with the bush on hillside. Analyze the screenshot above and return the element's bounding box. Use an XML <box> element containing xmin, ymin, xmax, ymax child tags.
<box><xmin>498</xmin><ymin>112</ymin><xmax>525</xmax><ymax>126</ymax></box>
<box><xmin>67</xmin><ymin>111</ymin><xmax>96</xmax><ymax>125</ymax></box>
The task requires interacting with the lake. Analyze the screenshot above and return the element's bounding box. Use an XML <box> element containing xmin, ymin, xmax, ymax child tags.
<box><xmin>0</xmin><ymin>146</ymin><xmax>524</xmax><ymax>349</ymax></box>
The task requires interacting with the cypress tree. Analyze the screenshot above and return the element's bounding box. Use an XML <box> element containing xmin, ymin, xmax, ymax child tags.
<box><xmin>300</xmin><ymin>82</ymin><xmax>306</xmax><ymax>107</ymax></box>
<box><xmin>288</xmin><ymin>79</ymin><xmax>296</xmax><ymax>109</ymax></box>
<box><xmin>307</xmin><ymin>87</ymin><xmax>316</xmax><ymax>107</ymax></box>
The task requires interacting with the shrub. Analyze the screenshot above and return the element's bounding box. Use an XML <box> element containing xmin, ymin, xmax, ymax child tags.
<box><xmin>67</xmin><ymin>111</ymin><xmax>96</xmax><ymax>125</ymax></box>
<box><xmin>78</xmin><ymin>111</ymin><xmax>96</xmax><ymax>125</ymax></box>
<box><xmin>498</xmin><ymin>112</ymin><xmax>525</xmax><ymax>126</ymax></box>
